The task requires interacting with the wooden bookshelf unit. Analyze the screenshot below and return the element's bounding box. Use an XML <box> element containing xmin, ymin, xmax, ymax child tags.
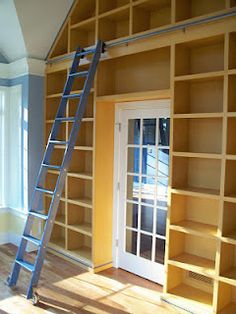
<box><xmin>45</xmin><ymin>0</ymin><xmax>236</xmax><ymax>311</ymax></box>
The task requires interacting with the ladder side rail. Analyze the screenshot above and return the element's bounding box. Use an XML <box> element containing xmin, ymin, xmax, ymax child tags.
<box><xmin>25</xmin><ymin>41</ymin><xmax>103</xmax><ymax>298</ymax></box>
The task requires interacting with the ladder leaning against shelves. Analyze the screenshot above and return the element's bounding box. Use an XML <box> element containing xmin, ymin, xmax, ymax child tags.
<box><xmin>6</xmin><ymin>40</ymin><xmax>104</xmax><ymax>303</ymax></box>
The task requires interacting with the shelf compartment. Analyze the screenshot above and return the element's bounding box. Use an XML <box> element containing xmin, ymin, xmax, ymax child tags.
<box><xmin>172</xmin><ymin>156</ymin><xmax>221</xmax><ymax>196</ymax></box>
<box><xmin>68</xmin><ymin>121</ymin><xmax>93</xmax><ymax>147</ymax></box>
<box><xmin>175</xmin><ymin>36</ymin><xmax>224</xmax><ymax>76</ymax></box>
<box><xmin>44</xmin><ymin>172</ymin><xmax>65</xmax><ymax>198</ymax></box>
<box><xmin>169</xmin><ymin>230</ymin><xmax>216</xmax><ymax>276</ymax></box>
<box><xmin>174</xmin><ymin>77</ymin><xmax>224</xmax><ymax>114</ymax></box>
<box><xmin>50</xmin><ymin>25</ymin><xmax>68</xmax><ymax>59</ymax></box>
<box><xmin>97</xmin><ymin>47</ymin><xmax>170</xmax><ymax>95</ymax></box>
<box><xmin>70</xmin><ymin>0</ymin><xmax>96</xmax><ymax>24</ymax></box>
<box><xmin>70</xmin><ymin>65</ymin><xmax>93</xmax><ymax>92</ymax></box>
<box><xmin>222</xmin><ymin>202</ymin><xmax>236</xmax><ymax>242</ymax></box>
<box><xmin>67</xmin><ymin>203</ymin><xmax>92</xmax><ymax>236</ymax></box>
<box><xmin>45</xmin><ymin>97</ymin><xmax>61</xmax><ymax>120</ymax></box>
<box><xmin>229</xmin><ymin>33</ymin><xmax>236</xmax><ymax>70</ymax></box>
<box><xmin>68</xmin><ymin>150</ymin><xmax>93</xmax><ymax>178</ymax></box>
<box><xmin>175</xmin><ymin>0</ymin><xmax>226</xmax><ymax>22</ymax></box>
<box><xmin>220</xmin><ymin>242</ymin><xmax>236</xmax><ymax>282</ymax></box>
<box><xmin>50</xmin><ymin>224</ymin><xmax>65</xmax><ymax>249</ymax></box>
<box><xmin>70</xmin><ymin>20</ymin><xmax>96</xmax><ymax>52</ymax></box>
<box><xmin>227</xmin><ymin>118</ymin><xmax>236</xmax><ymax>155</ymax></box>
<box><xmin>170</xmin><ymin>193</ymin><xmax>219</xmax><ymax>237</ymax></box>
<box><xmin>166</xmin><ymin>265</ymin><xmax>214</xmax><ymax>313</ymax></box>
<box><xmin>173</xmin><ymin>118</ymin><xmax>223</xmax><ymax>154</ymax></box>
<box><xmin>99</xmin><ymin>0</ymin><xmax>129</xmax><ymax>14</ymax></box>
<box><xmin>68</xmin><ymin>93</ymin><xmax>94</xmax><ymax>118</ymax></box>
<box><xmin>68</xmin><ymin>177</ymin><xmax>92</xmax><ymax>207</ymax></box>
<box><xmin>228</xmin><ymin>75</ymin><xmax>236</xmax><ymax>112</ymax></box>
<box><xmin>132</xmin><ymin>0</ymin><xmax>171</xmax><ymax>34</ymax></box>
<box><xmin>48</xmin><ymin>148</ymin><xmax>65</xmax><ymax>169</ymax></box>
<box><xmin>217</xmin><ymin>282</ymin><xmax>236</xmax><ymax>314</ymax></box>
<box><xmin>225</xmin><ymin>160</ymin><xmax>236</xmax><ymax>199</ymax></box>
<box><xmin>67</xmin><ymin>229</ymin><xmax>92</xmax><ymax>263</ymax></box>
<box><xmin>46</xmin><ymin>70</ymin><xmax>67</xmax><ymax>96</ymax></box>
<box><xmin>45</xmin><ymin>122</ymin><xmax>66</xmax><ymax>143</ymax></box>
<box><xmin>98</xmin><ymin>8</ymin><xmax>129</xmax><ymax>41</ymax></box>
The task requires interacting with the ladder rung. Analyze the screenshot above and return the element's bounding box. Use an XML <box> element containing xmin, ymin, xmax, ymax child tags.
<box><xmin>35</xmin><ymin>187</ymin><xmax>54</xmax><ymax>195</ymax></box>
<box><xmin>69</xmin><ymin>71</ymin><xmax>88</xmax><ymax>78</ymax></box>
<box><xmin>76</xmin><ymin>49</ymin><xmax>95</xmax><ymax>57</ymax></box>
<box><xmin>49</xmin><ymin>140</ymin><xmax>68</xmax><ymax>145</ymax></box>
<box><xmin>23</xmin><ymin>235</ymin><xmax>41</xmax><ymax>246</ymax></box>
<box><xmin>62</xmin><ymin>93</ymin><xmax>82</xmax><ymax>99</ymax></box>
<box><xmin>16</xmin><ymin>259</ymin><xmax>35</xmax><ymax>272</ymax></box>
<box><xmin>29</xmin><ymin>211</ymin><xmax>48</xmax><ymax>220</ymax></box>
<box><xmin>42</xmin><ymin>163</ymin><xmax>62</xmax><ymax>170</ymax></box>
<box><xmin>55</xmin><ymin>117</ymin><xmax>76</xmax><ymax>122</ymax></box>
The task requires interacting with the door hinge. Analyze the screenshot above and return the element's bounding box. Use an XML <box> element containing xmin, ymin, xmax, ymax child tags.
<box><xmin>116</xmin><ymin>239</ymin><xmax>119</xmax><ymax>247</ymax></box>
<box><xmin>118</xmin><ymin>123</ymin><xmax>121</xmax><ymax>132</ymax></box>
<box><xmin>117</xmin><ymin>182</ymin><xmax>120</xmax><ymax>191</ymax></box>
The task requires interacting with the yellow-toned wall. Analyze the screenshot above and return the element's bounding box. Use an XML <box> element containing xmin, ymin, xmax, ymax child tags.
<box><xmin>93</xmin><ymin>101</ymin><xmax>115</xmax><ymax>268</ymax></box>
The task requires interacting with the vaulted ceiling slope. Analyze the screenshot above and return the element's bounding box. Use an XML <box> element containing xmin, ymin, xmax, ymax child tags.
<box><xmin>0</xmin><ymin>0</ymin><xmax>74</xmax><ymax>63</ymax></box>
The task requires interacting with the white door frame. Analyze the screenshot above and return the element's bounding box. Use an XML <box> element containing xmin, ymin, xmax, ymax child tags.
<box><xmin>112</xmin><ymin>99</ymin><xmax>171</xmax><ymax>271</ymax></box>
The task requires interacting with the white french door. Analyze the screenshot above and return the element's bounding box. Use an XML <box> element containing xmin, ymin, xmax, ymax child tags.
<box><xmin>116</xmin><ymin>101</ymin><xmax>170</xmax><ymax>285</ymax></box>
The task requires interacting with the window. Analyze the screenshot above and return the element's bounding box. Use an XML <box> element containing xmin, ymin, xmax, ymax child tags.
<box><xmin>0</xmin><ymin>85</ymin><xmax>22</xmax><ymax>209</ymax></box>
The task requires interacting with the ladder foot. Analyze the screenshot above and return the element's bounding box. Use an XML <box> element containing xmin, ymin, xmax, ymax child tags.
<box><xmin>5</xmin><ymin>275</ymin><xmax>16</xmax><ymax>288</ymax></box>
<box><xmin>32</xmin><ymin>291</ymin><xmax>40</xmax><ymax>306</ymax></box>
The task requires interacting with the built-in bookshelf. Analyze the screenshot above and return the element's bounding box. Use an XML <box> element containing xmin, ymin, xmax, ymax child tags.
<box><xmin>45</xmin><ymin>0</ymin><xmax>236</xmax><ymax>311</ymax></box>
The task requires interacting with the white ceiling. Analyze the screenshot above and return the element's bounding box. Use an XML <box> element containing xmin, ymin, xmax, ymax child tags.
<box><xmin>0</xmin><ymin>0</ymin><xmax>74</xmax><ymax>63</ymax></box>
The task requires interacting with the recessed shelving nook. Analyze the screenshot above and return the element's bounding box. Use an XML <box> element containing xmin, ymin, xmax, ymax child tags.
<box><xmin>220</xmin><ymin>242</ymin><xmax>236</xmax><ymax>282</ymax></box>
<box><xmin>45</xmin><ymin>0</ymin><xmax>236</xmax><ymax>310</ymax></box>
<box><xmin>132</xmin><ymin>0</ymin><xmax>171</xmax><ymax>34</ymax></box>
<box><xmin>175</xmin><ymin>0</ymin><xmax>226</xmax><ymax>22</ymax></box>
<box><xmin>217</xmin><ymin>282</ymin><xmax>236</xmax><ymax>314</ymax></box>
<box><xmin>166</xmin><ymin>264</ymin><xmax>214</xmax><ymax>314</ymax></box>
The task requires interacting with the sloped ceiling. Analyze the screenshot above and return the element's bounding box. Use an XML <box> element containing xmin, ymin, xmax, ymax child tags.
<box><xmin>0</xmin><ymin>0</ymin><xmax>74</xmax><ymax>63</ymax></box>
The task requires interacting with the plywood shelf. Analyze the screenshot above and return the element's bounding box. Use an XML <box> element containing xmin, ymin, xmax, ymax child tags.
<box><xmin>174</xmin><ymin>77</ymin><xmax>224</xmax><ymax>115</ymax></box>
<box><xmin>99</xmin><ymin>0</ymin><xmax>129</xmax><ymax>14</ymax></box>
<box><xmin>132</xmin><ymin>0</ymin><xmax>171</xmax><ymax>34</ymax></box>
<box><xmin>67</xmin><ymin>229</ymin><xmax>92</xmax><ymax>264</ymax></box>
<box><xmin>172</xmin><ymin>156</ymin><xmax>221</xmax><ymax>195</ymax></box>
<box><xmin>217</xmin><ymin>281</ymin><xmax>236</xmax><ymax>314</ymax></box>
<box><xmin>220</xmin><ymin>242</ymin><xmax>236</xmax><ymax>282</ymax></box>
<box><xmin>173</xmin><ymin>113</ymin><xmax>224</xmax><ymax>119</ymax></box>
<box><xmin>175</xmin><ymin>0</ymin><xmax>226</xmax><ymax>22</ymax></box>
<box><xmin>175</xmin><ymin>36</ymin><xmax>224</xmax><ymax>77</ymax></box>
<box><xmin>225</xmin><ymin>160</ymin><xmax>236</xmax><ymax>198</ymax></box>
<box><xmin>68</xmin><ymin>223</ymin><xmax>92</xmax><ymax>237</ymax></box>
<box><xmin>97</xmin><ymin>47</ymin><xmax>170</xmax><ymax>95</ymax></box>
<box><xmin>68</xmin><ymin>198</ymin><xmax>93</xmax><ymax>208</ymax></box>
<box><xmin>70</xmin><ymin>20</ymin><xmax>96</xmax><ymax>51</ymax></box>
<box><xmin>169</xmin><ymin>253</ymin><xmax>215</xmax><ymax>277</ymax></box>
<box><xmin>171</xmin><ymin>187</ymin><xmax>220</xmax><ymax>199</ymax></box>
<box><xmin>170</xmin><ymin>221</ymin><xmax>217</xmax><ymax>238</ymax></box>
<box><xmin>98</xmin><ymin>8</ymin><xmax>130</xmax><ymax>42</ymax></box>
<box><xmin>174</xmin><ymin>71</ymin><xmax>224</xmax><ymax>82</ymax></box>
<box><xmin>173</xmin><ymin>117</ymin><xmax>223</xmax><ymax>154</ymax></box>
<box><xmin>166</xmin><ymin>265</ymin><xmax>213</xmax><ymax>313</ymax></box>
<box><xmin>228</xmin><ymin>75</ymin><xmax>236</xmax><ymax>112</ymax></box>
<box><xmin>50</xmin><ymin>224</ymin><xmax>66</xmax><ymax>249</ymax></box>
<box><xmin>229</xmin><ymin>32</ymin><xmax>236</xmax><ymax>70</ymax></box>
<box><xmin>172</xmin><ymin>152</ymin><xmax>222</xmax><ymax>159</ymax></box>
<box><xmin>169</xmin><ymin>230</ymin><xmax>216</xmax><ymax>277</ymax></box>
<box><xmin>70</xmin><ymin>0</ymin><xmax>96</xmax><ymax>25</ymax></box>
<box><xmin>96</xmin><ymin>89</ymin><xmax>171</xmax><ymax>102</ymax></box>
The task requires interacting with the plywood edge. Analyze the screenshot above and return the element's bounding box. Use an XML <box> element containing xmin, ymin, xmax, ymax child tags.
<box><xmin>96</xmin><ymin>89</ymin><xmax>171</xmax><ymax>102</ymax></box>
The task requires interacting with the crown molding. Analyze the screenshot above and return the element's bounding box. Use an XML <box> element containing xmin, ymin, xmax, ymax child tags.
<box><xmin>0</xmin><ymin>57</ymin><xmax>45</xmax><ymax>79</ymax></box>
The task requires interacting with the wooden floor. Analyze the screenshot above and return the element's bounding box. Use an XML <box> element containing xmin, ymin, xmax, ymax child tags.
<box><xmin>0</xmin><ymin>244</ymin><xmax>179</xmax><ymax>314</ymax></box>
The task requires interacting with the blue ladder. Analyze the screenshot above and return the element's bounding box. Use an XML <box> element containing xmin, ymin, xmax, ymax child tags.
<box><xmin>7</xmin><ymin>40</ymin><xmax>104</xmax><ymax>301</ymax></box>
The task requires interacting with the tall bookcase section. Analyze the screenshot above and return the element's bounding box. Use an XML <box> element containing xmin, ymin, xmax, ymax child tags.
<box><xmin>45</xmin><ymin>61</ymin><xmax>95</xmax><ymax>267</ymax></box>
<box><xmin>217</xmin><ymin>31</ymin><xmax>236</xmax><ymax>314</ymax></box>
<box><xmin>166</xmin><ymin>34</ymin><xmax>226</xmax><ymax>314</ymax></box>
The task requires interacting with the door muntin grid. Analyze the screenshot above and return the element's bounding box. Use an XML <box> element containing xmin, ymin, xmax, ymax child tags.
<box><xmin>125</xmin><ymin>117</ymin><xmax>170</xmax><ymax>264</ymax></box>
